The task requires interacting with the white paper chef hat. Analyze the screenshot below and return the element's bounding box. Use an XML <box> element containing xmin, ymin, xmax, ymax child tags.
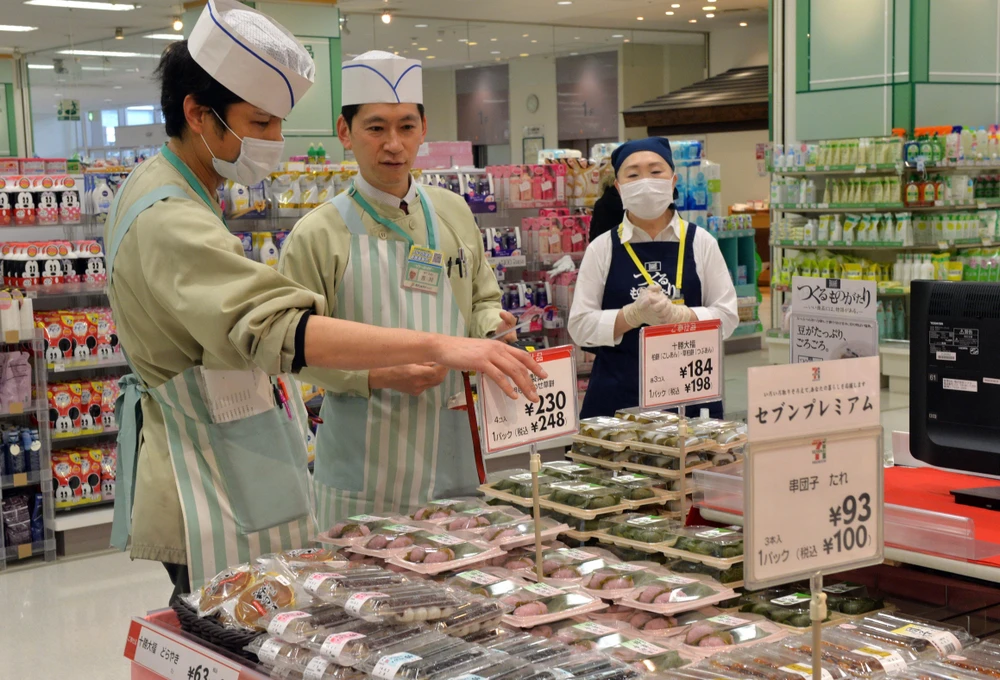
<box><xmin>342</xmin><ymin>50</ymin><xmax>423</xmax><ymax>106</ymax></box>
<box><xmin>188</xmin><ymin>0</ymin><xmax>316</xmax><ymax>118</ymax></box>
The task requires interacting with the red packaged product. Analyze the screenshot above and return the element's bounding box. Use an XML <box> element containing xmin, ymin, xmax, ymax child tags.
<box><xmin>79</xmin><ymin>380</ymin><xmax>104</xmax><ymax>433</ymax></box>
<box><xmin>100</xmin><ymin>378</ymin><xmax>120</xmax><ymax>430</ymax></box>
<box><xmin>52</xmin><ymin>450</ymin><xmax>82</xmax><ymax>508</ymax></box>
<box><xmin>48</xmin><ymin>381</ymin><xmax>82</xmax><ymax>436</ymax></box>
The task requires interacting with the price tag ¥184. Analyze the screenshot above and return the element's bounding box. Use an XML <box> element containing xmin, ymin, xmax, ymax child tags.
<box><xmin>639</xmin><ymin>320</ymin><xmax>722</xmax><ymax>409</ymax></box>
<box><xmin>479</xmin><ymin>345</ymin><xmax>579</xmax><ymax>454</ymax></box>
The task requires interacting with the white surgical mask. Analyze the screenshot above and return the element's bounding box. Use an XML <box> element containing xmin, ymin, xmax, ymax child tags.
<box><xmin>619</xmin><ymin>177</ymin><xmax>675</xmax><ymax>220</ymax></box>
<box><xmin>201</xmin><ymin>110</ymin><xmax>285</xmax><ymax>186</ymax></box>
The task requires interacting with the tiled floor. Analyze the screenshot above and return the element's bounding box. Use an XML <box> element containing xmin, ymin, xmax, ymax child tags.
<box><xmin>0</xmin><ymin>337</ymin><xmax>911</xmax><ymax>679</ymax></box>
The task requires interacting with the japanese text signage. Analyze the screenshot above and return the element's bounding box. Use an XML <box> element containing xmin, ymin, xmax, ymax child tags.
<box><xmin>480</xmin><ymin>345</ymin><xmax>579</xmax><ymax>454</ymax></box>
<box><xmin>790</xmin><ymin>277</ymin><xmax>877</xmax><ymax>363</ymax></box>
<box><xmin>639</xmin><ymin>319</ymin><xmax>723</xmax><ymax>409</ymax></box>
<box><xmin>744</xmin><ymin>357</ymin><xmax>884</xmax><ymax>590</ymax></box>
<box><xmin>124</xmin><ymin>619</ymin><xmax>241</xmax><ymax>680</ymax></box>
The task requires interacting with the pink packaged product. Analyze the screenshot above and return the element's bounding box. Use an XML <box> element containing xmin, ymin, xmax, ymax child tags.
<box><xmin>539</xmin><ymin>208</ymin><xmax>570</xmax><ymax>217</ymax></box>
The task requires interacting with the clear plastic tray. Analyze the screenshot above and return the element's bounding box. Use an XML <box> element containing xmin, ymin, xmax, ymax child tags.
<box><xmin>488</xmin><ymin>469</ymin><xmax>561</xmax><ymax>498</ymax></box>
<box><xmin>784</xmin><ymin>626</ymin><xmax>921</xmax><ymax>675</ymax></box>
<box><xmin>440</xmin><ymin>507</ymin><xmax>529</xmax><ymax>532</ymax></box>
<box><xmin>936</xmin><ymin>650</ymin><xmax>1000</xmax><ymax>680</ymax></box>
<box><xmin>361</xmin><ymin>636</ymin><xmax>487</xmax><ymax>680</ymax></box>
<box><xmin>320</xmin><ymin>515</ymin><xmax>398</xmax><ymax>545</ymax></box>
<box><xmin>633</xmin><ymin>424</ymin><xmax>710</xmax><ymax>451</ymax></box>
<box><xmin>260</xmin><ymin>603</ymin><xmax>357</xmax><ymax>644</ymax></box>
<box><xmin>615</xmin><ymin>408</ymin><xmax>682</xmax><ymax>425</ymax></box>
<box><xmin>248</xmin><ymin>635</ymin><xmax>314</xmax><ymax>669</ymax></box>
<box><xmin>603</xmin><ymin>473</ymin><xmax>666</xmax><ymax>501</ymax></box>
<box><xmin>519</xmin><ymin>547</ymin><xmax>617</xmax><ymax>582</ymax></box>
<box><xmin>715</xmin><ymin>645</ymin><xmax>852</xmax><ymax>680</ymax></box>
<box><xmin>601</xmin><ymin>514</ymin><xmax>681</xmax><ymax>545</ymax></box>
<box><xmin>308</xmin><ymin>622</ymin><xmax>425</xmax><ymax>667</ymax></box>
<box><xmin>579</xmin><ymin>416</ymin><xmax>644</xmax><ymax>441</ymax></box>
<box><xmin>853</xmin><ymin>612</ymin><xmax>976</xmax><ymax>656</ymax></box>
<box><xmin>259</xmin><ymin>548</ymin><xmax>349</xmax><ymax>578</ymax></box>
<box><xmin>499</xmin><ymin>583</ymin><xmax>608</xmax><ymax>627</ymax></box>
<box><xmin>302</xmin><ymin>566</ymin><xmax>409</xmax><ymax>601</ymax></box>
<box><xmin>570</xmin><ymin>440</ymin><xmax>628</xmax><ymax>463</ymax></box>
<box><xmin>387</xmin><ymin>535</ymin><xmax>503</xmax><ymax>575</ymax></box>
<box><xmin>615</xmin><ymin>449</ymin><xmax>709</xmax><ymax>472</ymax></box>
<box><xmin>603</xmin><ymin>637</ymin><xmax>693</xmax><ymax>673</ymax></box>
<box><xmin>334</xmin><ymin>582</ymin><xmax>468</xmax><ymax>624</ymax></box>
<box><xmin>444</xmin><ymin>656</ymin><xmax>533</xmax><ymax>680</ymax></box>
<box><xmin>481</xmin><ymin>518</ymin><xmax>568</xmax><ymax>550</ymax></box>
<box><xmin>409</xmin><ymin>498</ymin><xmax>489</xmax><ymax>521</ymax></box>
<box><xmin>432</xmin><ymin>599</ymin><xmax>509</xmax><ymax>637</ymax></box>
<box><xmin>581</xmin><ymin>561</ymin><xmax>662</xmax><ymax>599</ymax></box>
<box><xmin>667</xmin><ymin>558</ymin><xmax>744</xmax><ymax>586</ymax></box>
<box><xmin>548</xmin><ymin>481</ymin><xmax>623</xmax><ymax>510</ymax></box>
<box><xmin>542</xmin><ymin>461</ymin><xmax>611</xmax><ymax>482</ymax></box>
<box><xmin>445</xmin><ymin>568</ymin><xmax>525</xmax><ymax>598</ymax></box>
<box><xmin>620</xmin><ymin>574</ymin><xmax>737</xmax><ymax>615</ymax></box>
<box><xmin>889</xmin><ymin>663</ymin><xmax>991</xmax><ymax>680</ymax></box>
<box><xmin>268</xmin><ymin>660</ymin><xmax>362</xmax><ymax>680</ymax></box>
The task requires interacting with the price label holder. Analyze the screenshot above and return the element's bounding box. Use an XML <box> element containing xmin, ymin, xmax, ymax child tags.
<box><xmin>639</xmin><ymin>319</ymin><xmax>723</xmax><ymax>409</ymax></box>
<box><xmin>124</xmin><ymin>617</ymin><xmax>244</xmax><ymax>680</ymax></box>
<box><xmin>745</xmin><ymin>356</ymin><xmax>883</xmax><ymax>680</ymax></box>
<box><xmin>788</xmin><ymin>277</ymin><xmax>878</xmax><ymax>364</ymax></box>
<box><xmin>479</xmin><ymin>344</ymin><xmax>580</xmax><ymax>581</ymax></box>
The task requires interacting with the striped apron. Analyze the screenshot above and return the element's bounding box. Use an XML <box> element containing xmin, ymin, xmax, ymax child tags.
<box><xmin>312</xmin><ymin>186</ymin><xmax>479</xmax><ymax>529</ymax></box>
<box><xmin>107</xmin><ymin>145</ymin><xmax>316</xmax><ymax>590</ymax></box>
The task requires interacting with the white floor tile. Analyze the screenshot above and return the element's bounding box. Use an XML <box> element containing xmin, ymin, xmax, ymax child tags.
<box><xmin>0</xmin><ymin>551</ymin><xmax>172</xmax><ymax>679</ymax></box>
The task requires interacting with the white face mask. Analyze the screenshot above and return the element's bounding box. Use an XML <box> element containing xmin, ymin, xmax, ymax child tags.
<box><xmin>201</xmin><ymin>110</ymin><xmax>285</xmax><ymax>186</ymax></box>
<box><xmin>619</xmin><ymin>177</ymin><xmax>675</xmax><ymax>220</ymax></box>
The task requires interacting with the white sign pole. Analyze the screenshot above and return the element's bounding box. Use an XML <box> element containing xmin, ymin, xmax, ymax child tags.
<box><xmin>789</xmin><ymin>277</ymin><xmax>878</xmax><ymax>363</ymax></box>
<box><xmin>639</xmin><ymin>319</ymin><xmax>723</xmax><ymax>410</ymax></box>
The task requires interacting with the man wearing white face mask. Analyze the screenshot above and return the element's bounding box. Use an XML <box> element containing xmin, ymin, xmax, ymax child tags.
<box><xmin>103</xmin><ymin>0</ymin><xmax>544</xmax><ymax>601</ymax></box>
<box><xmin>569</xmin><ymin>137</ymin><xmax>738</xmax><ymax>418</ymax></box>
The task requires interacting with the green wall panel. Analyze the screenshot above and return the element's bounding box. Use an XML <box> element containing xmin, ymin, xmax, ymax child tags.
<box><xmin>894</xmin><ymin>0</ymin><xmax>910</xmax><ymax>81</ymax></box>
<box><xmin>914</xmin><ymin>83</ymin><xmax>999</xmax><ymax>127</ymax></box>
<box><xmin>809</xmin><ymin>0</ymin><xmax>890</xmax><ymax>90</ymax></box>
<box><xmin>797</xmin><ymin>86</ymin><xmax>891</xmax><ymax>139</ymax></box>
<box><xmin>929</xmin><ymin>0</ymin><xmax>1000</xmax><ymax>83</ymax></box>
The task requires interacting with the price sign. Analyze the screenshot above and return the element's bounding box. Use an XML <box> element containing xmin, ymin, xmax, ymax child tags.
<box><xmin>479</xmin><ymin>345</ymin><xmax>578</xmax><ymax>454</ymax></box>
<box><xmin>744</xmin><ymin>357</ymin><xmax>883</xmax><ymax>590</ymax></box>
<box><xmin>639</xmin><ymin>319</ymin><xmax>722</xmax><ymax>409</ymax></box>
<box><xmin>124</xmin><ymin>619</ymin><xmax>241</xmax><ymax>680</ymax></box>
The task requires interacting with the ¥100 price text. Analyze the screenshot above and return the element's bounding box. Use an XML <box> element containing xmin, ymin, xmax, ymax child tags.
<box><xmin>824</xmin><ymin>493</ymin><xmax>872</xmax><ymax>555</ymax></box>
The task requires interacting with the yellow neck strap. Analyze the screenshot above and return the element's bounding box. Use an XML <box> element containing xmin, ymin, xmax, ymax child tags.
<box><xmin>618</xmin><ymin>218</ymin><xmax>687</xmax><ymax>291</ymax></box>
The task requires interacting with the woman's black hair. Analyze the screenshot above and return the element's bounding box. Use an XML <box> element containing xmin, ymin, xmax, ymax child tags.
<box><xmin>341</xmin><ymin>103</ymin><xmax>426</xmax><ymax>129</ymax></box>
<box><xmin>154</xmin><ymin>40</ymin><xmax>245</xmax><ymax>139</ymax></box>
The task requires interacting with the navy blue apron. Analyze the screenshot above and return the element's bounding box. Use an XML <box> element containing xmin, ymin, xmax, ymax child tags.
<box><xmin>580</xmin><ymin>218</ymin><xmax>723</xmax><ymax>419</ymax></box>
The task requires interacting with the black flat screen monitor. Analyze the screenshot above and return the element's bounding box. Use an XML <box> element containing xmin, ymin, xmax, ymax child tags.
<box><xmin>911</xmin><ymin>280</ymin><xmax>1000</xmax><ymax>475</ymax></box>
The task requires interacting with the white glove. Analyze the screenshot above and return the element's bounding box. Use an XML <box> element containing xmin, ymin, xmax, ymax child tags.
<box><xmin>659</xmin><ymin>300</ymin><xmax>695</xmax><ymax>325</ymax></box>
<box><xmin>622</xmin><ymin>285</ymin><xmax>673</xmax><ymax>328</ymax></box>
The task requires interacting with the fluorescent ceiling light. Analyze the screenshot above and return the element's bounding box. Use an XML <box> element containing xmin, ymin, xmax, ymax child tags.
<box><xmin>557</xmin><ymin>1</ymin><xmax>572</xmax><ymax>4</ymax></box>
<box><xmin>612</xmin><ymin>34</ymin><xmax>624</xmax><ymax>38</ymax></box>
<box><xmin>740</xmin><ymin>22</ymin><xmax>748</xmax><ymax>26</ymax></box>
<box><xmin>25</xmin><ymin>0</ymin><xmax>136</xmax><ymax>10</ymax></box>
<box><xmin>671</xmin><ymin>3</ymin><xmax>680</xmax><ymax>6</ymax></box>
<box><xmin>27</xmin><ymin>64</ymin><xmax>54</xmax><ymax>69</ymax></box>
<box><xmin>636</xmin><ymin>16</ymin><xmax>644</xmax><ymax>20</ymax></box>
<box><xmin>468</xmin><ymin>41</ymin><xmax>478</xmax><ymax>45</ymax></box>
<box><xmin>665</xmin><ymin>11</ymin><xmax>674</xmax><ymax>15</ymax></box>
<box><xmin>426</xmin><ymin>55</ymin><xmax>435</xmax><ymax>59</ymax></box>
<box><xmin>689</xmin><ymin>18</ymin><xmax>697</xmax><ymax>23</ymax></box>
<box><xmin>414</xmin><ymin>23</ymin><xmax>427</xmax><ymax>28</ymax></box>
<box><xmin>490</xmin><ymin>50</ymin><xmax>500</xmax><ymax>55</ymax></box>
<box><xmin>705</xmin><ymin>13</ymin><xmax>714</xmax><ymax>17</ymax></box>
<box><xmin>144</xmin><ymin>33</ymin><xmax>183</xmax><ymax>40</ymax></box>
<box><xmin>0</xmin><ymin>25</ymin><xmax>37</xmax><ymax>32</ymax></box>
<box><xmin>418</xmin><ymin>47</ymin><xmax>428</xmax><ymax>51</ymax></box>
<box><xmin>58</xmin><ymin>49</ymin><xmax>159</xmax><ymax>58</ymax></box>
<box><xmin>127</xmin><ymin>105</ymin><xmax>153</xmax><ymax>110</ymax></box>
<box><xmin>519</xmin><ymin>53</ymin><xmax>529</xmax><ymax>57</ymax></box>
<box><xmin>458</xmin><ymin>38</ymin><xmax>468</xmax><ymax>42</ymax></box>
<box><xmin>81</xmin><ymin>66</ymin><xmax>114</xmax><ymax>70</ymax></box>
<box><xmin>702</xmin><ymin>5</ymin><xmax>714</xmax><ymax>9</ymax></box>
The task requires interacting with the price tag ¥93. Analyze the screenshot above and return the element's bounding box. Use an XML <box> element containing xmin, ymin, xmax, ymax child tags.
<box><xmin>479</xmin><ymin>345</ymin><xmax>579</xmax><ymax>454</ymax></box>
<box><xmin>639</xmin><ymin>320</ymin><xmax>723</xmax><ymax>409</ymax></box>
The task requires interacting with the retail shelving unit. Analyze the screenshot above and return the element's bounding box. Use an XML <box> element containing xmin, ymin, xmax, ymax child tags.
<box><xmin>714</xmin><ymin>228</ymin><xmax>764</xmax><ymax>347</ymax></box>
<box><xmin>768</xmin><ymin>153</ymin><xmax>1000</xmax><ymax>387</ymax></box>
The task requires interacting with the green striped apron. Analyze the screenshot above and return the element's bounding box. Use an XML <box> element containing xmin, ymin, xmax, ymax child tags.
<box><xmin>312</xmin><ymin>185</ymin><xmax>479</xmax><ymax>529</ymax></box>
<box><xmin>106</xmin><ymin>145</ymin><xmax>316</xmax><ymax>590</ymax></box>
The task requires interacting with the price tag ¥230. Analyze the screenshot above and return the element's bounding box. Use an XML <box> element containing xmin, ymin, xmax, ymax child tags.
<box><xmin>479</xmin><ymin>345</ymin><xmax>579</xmax><ymax>454</ymax></box>
<box><xmin>639</xmin><ymin>320</ymin><xmax>722</xmax><ymax>409</ymax></box>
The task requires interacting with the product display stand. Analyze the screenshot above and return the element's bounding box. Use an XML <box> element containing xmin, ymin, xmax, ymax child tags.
<box><xmin>530</xmin><ymin>444</ymin><xmax>545</xmax><ymax>582</ymax></box>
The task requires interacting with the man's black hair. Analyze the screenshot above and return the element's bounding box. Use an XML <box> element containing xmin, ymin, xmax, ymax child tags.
<box><xmin>341</xmin><ymin>103</ymin><xmax>426</xmax><ymax>129</ymax></box>
<box><xmin>154</xmin><ymin>40</ymin><xmax>244</xmax><ymax>139</ymax></box>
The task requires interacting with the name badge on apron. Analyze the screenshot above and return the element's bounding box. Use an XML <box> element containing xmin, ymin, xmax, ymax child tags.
<box><xmin>402</xmin><ymin>245</ymin><xmax>444</xmax><ymax>294</ymax></box>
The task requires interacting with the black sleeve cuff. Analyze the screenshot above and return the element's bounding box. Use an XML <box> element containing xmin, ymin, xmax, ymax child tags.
<box><xmin>292</xmin><ymin>310</ymin><xmax>313</xmax><ymax>373</ymax></box>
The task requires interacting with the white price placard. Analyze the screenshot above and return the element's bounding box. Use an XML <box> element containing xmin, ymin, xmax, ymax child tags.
<box><xmin>639</xmin><ymin>319</ymin><xmax>723</xmax><ymax>409</ymax></box>
<box><xmin>790</xmin><ymin>277</ymin><xmax>877</xmax><ymax>363</ymax></box>
<box><xmin>745</xmin><ymin>357</ymin><xmax>883</xmax><ymax>590</ymax></box>
<box><xmin>480</xmin><ymin>345</ymin><xmax>578</xmax><ymax>454</ymax></box>
<box><xmin>125</xmin><ymin>620</ymin><xmax>242</xmax><ymax>680</ymax></box>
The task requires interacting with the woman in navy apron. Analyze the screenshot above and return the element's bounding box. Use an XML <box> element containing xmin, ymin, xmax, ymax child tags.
<box><xmin>568</xmin><ymin>138</ymin><xmax>739</xmax><ymax>419</ymax></box>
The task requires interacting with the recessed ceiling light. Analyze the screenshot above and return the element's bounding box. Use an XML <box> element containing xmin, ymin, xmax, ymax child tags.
<box><xmin>705</xmin><ymin>13</ymin><xmax>714</xmax><ymax>17</ymax></box>
<box><xmin>665</xmin><ymin>11</ymin><xmax>674</xmax><ymax>15</ymax></box>
<box><xmin>57</xmin><ymin>78</ymin><xmax>65</xmax><ymax>82</ymax></box>
<box><xmin>671</xmin><ymin>2</ymin><xmax>680</xmax><ymax>6</ymax></box>
<box><xmin>418</xmin><ymin>47</ymin><xmax>428</xmax><ymax>51</ymax></box>
<box><xmin>436</xmin><ymin>38</ymin><xmax>442</xmax><ymax>42</ymax></box>
<box><xmin>54</xmin><ymin>93</ymin><xmax>62</xmax><ymax>97</ymax></box>
<box><xmin>81</xmin><ymin>66</ymin><xmax>113</xmax><ymax>71</ymax></box>
<box><xmin>172</xmin><ymin>16</ymin><xmax>182</xmax><ymax>31</ymax></box>
<box><xmin>113</xmin><ymin>84</ymin><xmax>122</xmax><ymax>89</ymax></box>
<box><xmin>519</xmin><ymin>52</ymin><xmax>529</xmax><ymax>57</ymax></box>
<box><xmin>623</xmin><ymin>38</ymin><xmax>631</xmax><ymax>42</ymax></box>
<box><xmin>570</xmin><ymin>52</ymin><xmax>578</xmax><ymax>55</ymax></box>
<box><xmin>0</xmin><ymin>25</ymin><xmax>37</xmax><ymax>32</ymax></box>
<box><xmin>468</xmin><ymin>41</ymin><xmax>478</xmax><ymax>45</ymax></box>
<box><xmin>530</xmin><ymin>39</ymin><xmax>537</xmax><ymax>43</ymax></box>
<box><xmin>702</xmin><ymin>5</ymin><xmax>714</xmax><ymax>9</ymax></box>
<box><xmin>426</xmin><ymin>55</ymin><xmax>435</xmax><ymax>59</ymax></box>
<box><xmin>58</xmin><ymin>49</ymin><xmax>158</xmax><ymax>58</ymax></box>
<box><xmin>144</xmin><ymin>33</ymin><xmax>183</xmax><ymax>40</ymax></box>
<box><xmin>490</xmin><ymin>37</ymin><xmax>497</xmax><ymax>41</ymax></box>
<box><xmin>411</xmin><ymin>41</ymin><xmax>418</xmax><ymax>46</ymax></box>
<box><xmin>740</xmin><ymin>22</ymin><xmax>748</xmax><ymax>26</ymax></box>
<box><xmin>636</xmin><ymin>16</ymin><xmax>644</xmax><ymax>20</ymax></box>
<box><xmin>495</xmin><ymin>57</ymin><xmax>501</xmax><ymax>62</ymax></box>
<box><xmin>689</xmin><ymin>19</ymin><xmax>697</xmax><ymax>23</ymax></box>
<box><xmin>27</xmin><ymin>64</ymin><xmax>53</xmax><ymax>69</ymax></box>
<box><xmin>381</xmin><ymin>10</ymin><xmax>391</xmax><ymax>24</ymax></box>
<box><xmin>574</xmin><ymin>36</ymin><xmax>580</xmax><ymax>39</ymax></box>
<box><xmin>490</xmin><ymin>50</ymin><xmax>501</xmax><ymax>54</ymax></box>
<box><xmin>522</xmin><ymin>33</ymin><xmax>529</xmax><ymax>38</ymax></box>
<box><xmin>114</xmin><ymin>26</ymin><xmax>124</xmax><ymax>39</ymax></box>
<box><xmin>388</xmin><ymin>45</ymin><xmax>394</xmax><ymax>49</ymax></box>
<box><xmin>25</xmin><ymin>0</ymin><xmax>135</xmax><ymax>9</ymax></box>
<box><xmin>612</xmin><ymin>33</ymin><xmax>624</xmax><ymax>38</ymax></box>
<box><xmin>464</xmin><ymin>64</ymin><xmax>473</xmax><ymax>69</ymax></box>
<box><xmin>557</xmin><ymin>0</ymin><xmax>572</xmax><ymax>4</ymax></box>
<box><xmin>415</xmin><ymin>23</ymin><xmax>427</xmax><ymax>28</ymax></box>
<box><xmin>459</xmin><ymin>38</ymin><xmax>468</xmax><ymax>42</ymax></box>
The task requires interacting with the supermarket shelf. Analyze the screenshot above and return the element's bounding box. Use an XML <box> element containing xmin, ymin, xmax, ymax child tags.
<box><xmin>905</xmin><ymin>161</ymin><xmax>1000</xmax><ymax>172</ymax></box>
<box><xmin>2</xmin><ymin>538</ymin><xmax>56</xmax><ymax>562</ymax></box>
<box><xmin>51</xmin><ymin>427</ymin><xmax>119</xmax><ymax>446</ymax></box>
<box><xmin>734</xmin><ymin>283</ymin><xmax>760</xmax><ymax>298</ymax></box>
<box><xmin>22</xmin><ymin>281</ymin><xmax>108</xmax><ymax>299</ymax></box>
<box><xmin>771</xmin><ymin>239</ymin><xmax>995</xmax><ymax>251</ymax></box>
<box><xmin>48</xmin><ymin>354</ymin><xmax>128</xmax><ymax>375</ymax></box>
<box><xmin>1</xmin><ymin>468</ymin><xmax>51</xmax><ymax>489</ymax></box>
<box><xmin>712</xmin><ymin>229</ymin><xmax>756</xmax><ymax>240</ymax></box>
<box><xmin>52</xmin><ymin>502</ymin><xmax>114</xmax><ymax>531</ymax></box>
<box><xmin>0</xmin><ymin>398</ymin><xmax>47</xmax><ymax>417</ymax></box>
<box><xmin>483</xmin><ymin>434</ymin><xmax>574</xmax><ymax>460</ymax></box>
<box><xmin>771</xmin><ymin>164</ymin><xmax>903</xmax><ymax>176</ymax></box>
<box><xmin>774</xmin><ymin>200</ymin><xmax>1000</xmax><ymax>214</ymax></box>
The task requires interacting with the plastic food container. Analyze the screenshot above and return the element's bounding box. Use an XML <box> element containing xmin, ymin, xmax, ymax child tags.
<box><xmin>499</xmin><ymin>583</ymin><xmax>608</xmax><ymax>627</ymax></box>
<box><xmin>352</xmin><ymin>523</ymin><xmax>432</xmax><ymax>555</ymax></box>
<box><xmin>581</xmin><ymin>561</ymin><xmax>660</xmax><ymax>598</ymax></box>
<box><xmin>360</xmin><ymin>635</ymin><xmax>488</xmax><ymax>680</ymax></box>
<box><xmin>519</xmin><ymin>547</ymin><xmax>617</xmax><ymax>582</ymax></box>
<box><xmin>668</xmin><ymin>559</ymin><xmax>744</xmax><ymax>585</ymax></box>
<box><xmin>440</xmin><ymin>507</ymin><xmax>528</xmax><ymax>532</ymax></box>
<box><xmin>548</xmin><ymin>482</ymin><xmax>623</xmax><ymax>510</ymax></box>
<box><xmin>677</xmin><ymin>612</ymin><xmax>787</xmax><ymax>653</ymax></box>
<box><xmin>248</xmin><ymin>635</ymin><xmax>315</xmax><ymax>669</ymax></box>
<box><xmin>579</xmin><ymin>416</ymin><xmax>643</xmax><ymax>441</ymax></box>
<box><xmin>260</xmin><ymin>547</ymin><xmax>348</xmax><ymax>578</ymax></box>
<box><xmin>670</xmin><ymin>526</ymin><xmax>744</xmax><ymax>559</ymax></box>
<box><xmin>734</xmin><ymin>645</ymin><xmax>853</xmax><ymax>680</ymax></box>
<box><xmin>542</xmin><ymin>461</ymin><xmax>611</xmax><ymax>482</ymax></box>
<box><xmin>543</xmin><ymin>620</ymin><xmax>678</xmax><ymax>649</ymax></box>
<box><xmin>936</xmin><ymin>646</ymin><xmax>1000</xmax><ymax>678</ymax></box>
<box><xmin>302</xmin><ymin>566</ymin><xmax>409</xmax><ymax>601</ymax></box>
<box><xmin>602</xmin><ymin>513</ymin><xmax>679</xmax><ymax>545</ymax></box>
<box><xmin>855</xmin><ymin>612</ymin><xmax>975</xmax><ymax>656</ymax></box>
<box><xmin>603</xmin><ymin>636</ymin><xmax>692</xmax><ymax>673</ymax></box>
<box><xmin>334</xmin><ymin>582</ymin><xmax>468</xmax><ymax>623</ymax></box>
<box><xmin>615</xmin><ymin>408</ymin><xmax>682</xmax><ymax>425</ymax></box>
<box><xmin>616</xmin><ymin>449</ymin><xmax>707</xmax><ymax>472</ymax></box>
<box><xmin>308</xmin><ymin>622</ymin><xmax>425</xmax><ymax>666</ymax></box>
<box><xmin>635</xmin><ymin>424</ymin><xmax>708</xmax><ymax>450</ymax></box>
<box><xmin>621</xmin><ymin>574</ymin><xmax>736</xmax><ymax>615</ymax></box>
<box><xmin>446</xmin><ymin>568</ymin><xmax>525</xmax><ymax>598</ymax></box>
<box><xmin>481</xmin><ymin>517</ymin><xmax>568</xmax><ymax>549</ymax></box>
<box><xmin>777</xmin><ymin>629</ymin><xmax>919</xmax><ymax>676</ymax></box>
<box><xmin>410</xmin><ymin>498</ymin><xmax>488</xmax><ymax>521</ymax></box>
<box><xmin>268</xmin><ymin>660</ymin><xmax>363</xmax><ymax>680</ymax></box>
<box><xmin>432</xmin><ymin>599</ymin><xmax>508</xmax><ymax>637</ymax></box>
<box><xmin>570</xmin><ymin>441</ymin><xmax>621</xmax><ymax>463</ymax></box>
<box><xmin>321</xmin><ymin>515</ymin><xmax>399</xmax><ymax>544</ymax></box>
<box><xmin>386</xmin><ymin>534</ymin><xmax>502</xmax><ymax>574</ymax></box>
<box><xmin>260</xmin><ymin>603</ymin><xmax>357</xmax><ymax>644</ymax></box>
<box><xmin>489</xmin><ymin>469</ymin><xmax>561</xmax><ymax>498</ymax></box>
